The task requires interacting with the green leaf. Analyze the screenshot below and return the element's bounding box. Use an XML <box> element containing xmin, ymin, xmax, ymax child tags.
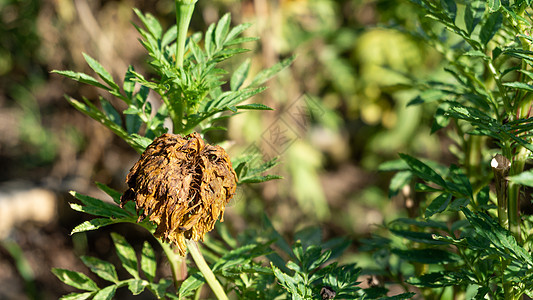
<box><xmin>95</xmin><ymin>182</ymin><xmax>122</xmax><ymax>205</ymax></box>
<box><xmin>487</xmin><ymin>0</ymin><xmax>501</xmax><ymax>12</ymax></box>
<box><xmin>230</xmin><ymin>59</ymin><xmax>251</xmax><ymax>91</ymax></box>
<box><xmin>464</xmin><ymin>0</ymin><xmax>484</xmax><ymax>34</ymax></box>
<box><xmin>100</xmin><ymin>98</ymin><xmax>122</xmax><ymax>127</ymax></box>
<box><xmin>141</xmin><ymin>241</ymin><xmax>156</xmax><ymax>282</ymax></box>
<box><xmin>52</xmin><ymin>268</ymin><xmax>99</xmax><ymax>291</ymax></box>
<box><xmin>110</xmin><ymin>233</ymin><xmax>139</xmax><ymax>279</ymax></box>
<box><xmin>82</xmin><ymin>53</ymin><xmax>119</xmax><ymax>90</ymax></box>
<box><xmin>69</xmin><ymin>191</ymin><xmax>131</xmax><ymax>218</ymax></box>
<box><xmin>425</xmin><ymin>193</ymin><xmax>452</xmax><ymax>218</ymax></box>
<box><xmin>399</xmin><ymin>153</ymin><xmax>447</xmax><ymax>189</ymax></box>
<box><xmin>133</xmin><ymin>8</ymin><xmax>162</xmax><ymax>40</ymax></box>
<box><xmin>178</xmin><ymin>273</ymin><xmax>205</xmax><ymax>298</ymax></box>
<box><xmin>509</xmin><ymin>170</ymin><xmax>533</xmax><ymax>187</ymax></box>
<box><xmin>80</xmin><ymin>256</ymin><xmax>118</xmax><ymax>283</ymax></box>
<box><xmin>225</xmin><ymin>22</ymin><xmax>253</xmax><ymax>45</ymax></box>
<box><xmin>52</xmin><ymin>70</ymin><xmax>109</xmax><ymax>90</ymax></box>
<box><xmin>93</xmin><ymin>285</ymin><xmax>117</xmax><ymax>300</ymax></box>
<box><xmin>236</xmin><ymin>103</ymin><xmax>273</xmax><ymax>111</ymax></box>
<box><xmin>239</xmin><ymin>174</ymin><xmax>283</xmax><ymax>184</ymax></box>
<box><xmin>152</xmin><ymin>278</ymin><xmax>173</xmax><ymax>299</ymax></box>
<box><xmin>215</xmin><ymin>13</ymin><xmax>231</xmax><ymax>48</ymax></box>
<box><xmin>123</xmin><ymin>66</ymin><xmax>136</xmax><ymax>100</ymax></box>
<box><xmin>440</xmin><ymin>0</ymin><xmax>457</xmax><ymax>22</ymax></box>
<box><xmin>127</xmin><ymin>279</ymin><xmax>148</xmax><ymax>295</ymax></box>
<box><xmin>480</xmin><ymin>12</ymin><xmax>502</xmax><ymax>45</ymax></box>
<box><xmin>250</xmin><ymin>56</ymin><xmax>295</xmax><ymax>87</ymax></box>
<box><xmin>503</xmin><ymin>82</ymin><xmax>533</xmax><ymax>92</ymax></box>
<box><xmin>388</xmin><ymin>171</ymin><xmax>412</xmax><ymax>198</ymax></box>
<box><xmin>59</xmin><ymin>292</ymin><xmax>93</xmax><ymax>300</ymax></box>
<box><xmin>392</xmin><ymin>248</ymin><xmax>460</xmax><ymax>264</ymax></box>
<box><xmin>71</xmin><ymin>218</ymin><xmax>120</xmax><ymax>235</ymax></box>
<box><xmin>390</xmin><ymin>229</ymin><xmax>448</xmax><ymax>245</ymax></box>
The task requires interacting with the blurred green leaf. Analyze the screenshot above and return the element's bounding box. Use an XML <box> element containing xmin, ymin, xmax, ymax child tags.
<box><xmin>392</xmin><ymin>248</ymin><xmax>460</xmax><ymax>264</ymax></box>
<box><xmin>509</xmin><ymin>170</ymin><xmax>533</xmax><ymax>187</ymax></box>
<box><xmin>141</xmin><ymin>242</ymin><xmax>156</xmax><ymax>282</ymax></box>
<box><xmin>71</xmin><ymin>218</ymin><xmax>120</xmax><ymax>235</ymax></box>
<box><xmin>480</xmin><ymin>11</ymin><xmax>502</xmax><ymax>45</ymax></box>
<box><xmin>59</xmin><ymin>292</ymin><xmax>93</xmax><ymax>300</ymax></box>
<box><xmin>399</xmin><ymin>153</ymin><xmax>447</xmax><ymax>189</ymax></box>
<box><xmin>127</xmin><ymin>279</ymin><xmax>148</xmax><ymax>295</ymax></box>
<box><xmin>93</xmin><ymin>285</ymin><xmax>116</xmax><ymax>300</ymax></box>
<box><xmin>69</xmin><ymin>191</ymin><xmax>132</xmax><ymax>219</ymax></box>
<box><xmin>80</xmin><ymin>256</ymin><xmax>118</xmax><ymax>283</ymax></box>
<box><xmin>230</xmin><ymin>59</ymin><xmax>251</xmax><ymax>91</ymax></box>
<box><xmin>52</xmin><ymin>268</ymin><xmax>99</xmax><ymax>291</ymax></box>
<box><xmin>110</xmin><ymin>233</ymin><xmax>140</xmax><ymax>279</ymax></box>
<box><xmin>425</xmin><ymin>193</ymin><xmax>452</xmax><ymax>218</ymax></box>
<box><xmin>82</xmin><ymin>53</ymin><xmax>119</xmax><ymax>90</ymax></box>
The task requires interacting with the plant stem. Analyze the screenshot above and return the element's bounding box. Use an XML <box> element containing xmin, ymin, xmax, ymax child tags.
<box><xmin>186</xmin><ymin>239</ymin><xmax>228</xmax><ymax>300</ymax></box>
<box><xmin>157</xmin><ymin>238</ymin><xmax>186</xmax><ymax>290</ymax></box>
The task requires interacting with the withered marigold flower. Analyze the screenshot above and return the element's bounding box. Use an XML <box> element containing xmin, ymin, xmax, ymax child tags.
<box><xmin>120</xmin><ymin>132</ymin><xmax>237</xmax><ymax>255</ymax></box>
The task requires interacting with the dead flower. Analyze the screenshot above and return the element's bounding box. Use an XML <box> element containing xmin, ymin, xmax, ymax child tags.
<box><xmin>120</xmin><ymin>132</ymin><xmax>237</xmax><ymax>255</ymax></box>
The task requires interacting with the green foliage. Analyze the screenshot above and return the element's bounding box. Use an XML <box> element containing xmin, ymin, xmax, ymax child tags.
<box><xmin>368</xmin><ymin>0</ymin><xmax>533</xmax><ymax>298</ymax></box>
<box><xmin>53</xmin><ymin>233</ymin><xmax>173</xmax><ymax>299</ymax></box>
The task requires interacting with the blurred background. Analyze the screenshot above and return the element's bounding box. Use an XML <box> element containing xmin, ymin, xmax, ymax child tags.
<box><xmin>0</xmin><ymin>0</ymin><xmax>450</xmax><ymax>298</ymax></box>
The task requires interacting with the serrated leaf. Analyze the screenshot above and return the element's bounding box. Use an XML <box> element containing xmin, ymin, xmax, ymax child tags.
<box><xmin>52</xmin><ymin>70</ymin><xmax>109</xmax><ymax>90</ymax></box>
<box><xmin>123</xmin><ymin>66</ymin><xmax>136</xmax><ymax>100</ymax></box>
<box><xmin>425</xmin><ymin>193</ymin><xmax>452</xmax><ymax>218</ymax></box>
<box><xmin>464</xmin><ymin>0</ymin><xmax>484</xmax><ymax>34</ymax></box>
<box><xmin>59</xmin><ymin>292</ymin><xmax>93</xmax><ymax>300</ymax></box>
<box><xmin>230</xmin><ymin>59</ymin><xmax>251</xmax><ymax>91</ymax></box>
<box><xmin>215</xmin><ymin>13</ymin><xmax>231</xmax><ymax>48</ymax></box>
<box><xmin>82</xmin><ymin>53</ymin><xmax>119</xmax><ymax>90</ymax></box>
<box><xmin>440</xmin><ymin>0</ymin><xmax>457</xmax><ymax>22</ymax></box>
<box><xmin>71</xmin><ymin>218</ymin><xmax>119</xmax><ymax>235</ymax></box>
<box><xmin>392</xmin><ymin>248</ymin><xmax>460</xmax><ymax>264</ymax></box>
<box><xmin>93</xmin><ymin>285</ymin><xmax>116</xmax><ymax>300</ymax></box>
<box><xmin>487</xmin><ymin>0</ymin><xmax>501</xmax><ymax>12</ymax></box>
<box><xmin>399</xmin><ymin>153</ymin><xmax>447</xmax><ymax>189</ymax></box>
<box><xmin>250</xmin><ymin>56</ymin><xmax>295</xmax><ymax>87</ymax></box>
<box><xmin>127</xmin><ymin>279</ymin><xmax>148</xmax><ymax>295</ymax></box>
<box><xmin>480</xmin><ymin>11</ymin><xmax>502</xmax><ymax>45</ymax></box>
<box><xmin>100</xmin><ymin>98</ymin><xmax>122</xmax><ymax>127</ymax></box>
<box><xmin>110</xmin><ymin>233</ymin><xmax>139</xmax><ymax>279</ymax></box>
<box><xmin>225</xmin><ymin>22</ymin><xmax>253</xmax><ymax>45</ymax></box>
<box><xmin>95</xmin><ymin>182</ymin><xmax>122</xmax><ymax>205</ymax></box>
<box><xmin>141</xmin><ymin>242</ymin><xmax>156</xmax><ymax>282</ymax></box>
<box><xmin>389</xmin><ymin>171</ymin><xmax>412</xmax><ymax>198</ymax></box>
<box><xmin>52</xmin><ymin>268</ymin><xmax>99</xmax><ymax>291</ymax></box>
<box><xmin>509</xmin><ymin>170</ymin><xmax>533</xmax><ymax>187</ymax></box>
<box><xmin>503</xmin><ymin>82</ymin><xmax>533</xmax><ymax>92</ymax></box>
<box><xmin>236</xmin><ymin>103</ymin><xmax>273</xmax><ymax>110</ymax></box>
<box><xmin>152</xmin><ymin>278</ymin><xmax>173</xmax><ymax>299</ymax></box>
<box><xmin>239</xmin><ymin>174</ymin><xmax>283</xmax><ymax>184</ymax></box>
<box><xmin>178</xmin><ymin>273</ymin><xmax>205</xmax><ymax>298</ymax></box>
<box><xmin>80</xmin><ymin>256</ymin><xmax>118</xmax><ymax>283</ymax></box>
<box><xmin>69</xmin><ymin>191</ymin><xmax>131</xmax><ymax>218</ymax></box>
<box><xmin>390</xmin><ymin>229</ymin><xmax>448</xmax><ymax>245</ymax></box>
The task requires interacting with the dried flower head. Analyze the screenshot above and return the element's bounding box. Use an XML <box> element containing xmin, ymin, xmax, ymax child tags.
<box><xmin>121</xmin><ymin>132</ymin><xmax>237</xmax><ymax>255</ymax></box>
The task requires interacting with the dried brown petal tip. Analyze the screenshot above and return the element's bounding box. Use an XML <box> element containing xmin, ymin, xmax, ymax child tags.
<box><xmin>120</xmin><ymin>132</ymin><xmax>237</xmax><ymax>255</ymax></box>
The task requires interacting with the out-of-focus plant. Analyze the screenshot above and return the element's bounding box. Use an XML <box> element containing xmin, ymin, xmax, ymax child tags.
<box><xmin>48</xmin><ymin>1</ymin><xmax>398</xmax><ymax>299</ymax></box>
<box><xmin>369</xmin><ymin>0</ymin><xmax>533</xmax><ymax>298</ymax></box>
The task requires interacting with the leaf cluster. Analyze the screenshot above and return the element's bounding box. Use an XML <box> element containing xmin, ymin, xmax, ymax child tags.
<box><xmin>53</xmin><ymin>233</ymin><xmax>172</xmax><ymax>299</ymax></box>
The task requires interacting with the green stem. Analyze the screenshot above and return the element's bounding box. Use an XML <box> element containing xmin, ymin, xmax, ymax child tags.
<box><xmin>158</xmin><ymin>240</ymin><xmax>184</xmax><ymax>290</ymax></box>
<box><xmin>186</xmin><ymin>239</ymin><xmax>228</xmax><ymax>300</ymax></box>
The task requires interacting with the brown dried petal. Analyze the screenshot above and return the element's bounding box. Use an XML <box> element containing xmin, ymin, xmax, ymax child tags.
<box><xmin>120</xmin><ymin>132</ymin><xmax>237</xmax><ymax>255</ymax></box>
